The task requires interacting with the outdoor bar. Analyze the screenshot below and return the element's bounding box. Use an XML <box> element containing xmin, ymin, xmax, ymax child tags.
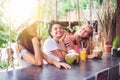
<box><xmin>0</xmin><ymin>55</ymin><xmax>120</xmax><ymax>80</ymax></box>
<box><xmin>0</xmin><ymin>0</ymin><xmax>120</xmax><ymax>80</ymax></box>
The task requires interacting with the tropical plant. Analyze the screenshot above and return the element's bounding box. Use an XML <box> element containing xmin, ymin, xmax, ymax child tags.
<box><xmin>0</xmin><ymin>0</ymin><xmax>16</xmax><ymax>48</ymax></box>
<box><xmin>0</xmin><ymin>12</ymin><xmax>9</xmax><ymax>47</ymax></box>
<box><xmin>112</xmin><ymin>36</ymin><xmax>119</xmax><ymax>48</ymax></box>
<box><xmin>38</xmin><ymin>23</ymin><xmax>49</xmax><ymax>47</ymax></box>
<box><xmin>0</xmin><ymin>61</ymin><xmax>8</xmax><ymax>69</ymax></box>
<box><xmin>0</xmin><ymin>22</ymin><xmax>16</xmax><ymax>48</ymax></box>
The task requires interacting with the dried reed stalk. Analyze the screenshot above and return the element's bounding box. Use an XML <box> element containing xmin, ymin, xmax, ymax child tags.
<box><xmin>96</xmin><ymin>1</ymin><xmax>115</xmax><ymax>44</ymax></box>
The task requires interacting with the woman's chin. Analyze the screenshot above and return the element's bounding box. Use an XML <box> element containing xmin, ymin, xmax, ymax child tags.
<box><xmin>56</xmin><ymin>35</ymin><xmax>62</xmax><ymax>38</ymax></box>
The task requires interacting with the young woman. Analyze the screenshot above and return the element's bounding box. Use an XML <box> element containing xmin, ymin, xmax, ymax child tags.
<box><xmin>43</xmin><ymin>22</ymin><xmax>68</xmax><ymax>62</ymax></box>
<box><xmin>65</xmin><ymin>24</ymin><xmax>98</xmax><ymax>59</ymax></box>
<box><xmin>16</xmin><ymin>20</ymin><xmax>71</xmax><ymax>69</ymax></box>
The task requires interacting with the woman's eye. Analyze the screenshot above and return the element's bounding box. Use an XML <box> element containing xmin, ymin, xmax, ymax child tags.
<box><xmin>82</xmin><ymin>28</ymin><xmax>85</xmax><ymax>30</ymax></box>
<box><xmin>60</xmin><ymin>28</ymin><xmax>63</xmax><ymax>30</ymax></box>
<box><xmin>53</xmin><ymin>28</ymin><xmax>57</xmax><ymax>30</ymax></box>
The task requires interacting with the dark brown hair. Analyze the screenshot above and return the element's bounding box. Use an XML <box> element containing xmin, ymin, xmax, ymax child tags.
<box><xmin>48</xmin><ymin>21</ymin><xmax>64</xmax><ymax>37</ymax></box>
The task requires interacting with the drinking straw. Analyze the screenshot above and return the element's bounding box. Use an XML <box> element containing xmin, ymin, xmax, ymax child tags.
<box><xmin>81</xmin><ymin>41</ymin><xmax>84</xmax><ymax>49</ymax></box>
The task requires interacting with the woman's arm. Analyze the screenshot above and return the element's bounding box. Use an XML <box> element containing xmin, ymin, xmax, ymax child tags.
<box><xmin>16</xmin><ymin>37</ymin><xmax>43</xmax><ymax>66</ymax></box>
<box><xmin>58</xmin><ymin>31</ymin><xmax>67</xmax><ymax>58</ymax></box>
<box><xmin>32</xmin><ymin>37</ymin><xmax>44</xmax><ymax>66</ymax></box>
<box><xmin>42</xmin><ymin>52</ymin><xmax>71</xmax><ymax>69</ymax></box>
<box><xmin>51</xmin><ymin>50</ymin><xmax>65</xmax><ymax>60</ymax></box>
<box><xmin>64</xmin><ymin>36</ymin><xmax>75</xmax><ymax>51</ymax></box>
<box><xmin>43</xmin><ymin>37</ymin><xmax>66</xmax><ymax>60</ymax></box>
<box><xmin>58</xmin><ymin>41</ymin><xmax>67</xmax><ymax>59</ymax></box>
<box><xmin>86</xmin><ymin>36</ymin><xmax>98</xmax><ymax>59</ymax></box>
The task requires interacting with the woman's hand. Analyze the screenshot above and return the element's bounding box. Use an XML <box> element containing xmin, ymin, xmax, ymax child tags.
<box><xmin>59</xmin><ymin>30</ymin><xmax>67</xmax><ymax>42</ymax></box>
<box><xmin>92</xmin><ymin>51</ymin><xmax>100</xmax><ymax>58</ymax></box>
<box><xmin>31</xmin><ymin>36</ymin><xmax>44</xmax><ymax>66</ymax></box>
<box><xmin>43</xmin><ymin>53</ymin><xmax>71</xmax><ymax>69</ymax></box>
<box><xmin>87</xmin><ymin>53</ymin><xmax>98</xmax><ymax>59</ymax></box>
<box><xmin>54</xmin><ymin>62</ymin><xmax>71</xmax><ymax>69</ymax></box>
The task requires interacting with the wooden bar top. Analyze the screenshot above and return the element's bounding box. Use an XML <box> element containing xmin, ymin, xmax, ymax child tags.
<box><xmin>0</xmin><ymin>55</ymin><xmax>120</xmax><ymax>80</ymax></box>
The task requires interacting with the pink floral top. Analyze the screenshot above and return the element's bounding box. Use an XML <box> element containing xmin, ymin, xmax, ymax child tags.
<box><xmin>65</xmin><ymin>36</ymin><xmax>82</xmax><ymax>54</ymax></box>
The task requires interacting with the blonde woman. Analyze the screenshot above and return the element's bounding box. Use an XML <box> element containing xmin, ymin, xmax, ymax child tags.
<box><xmin>65</xmin><ymin>24</ymin><xmax>97</xmax><ymax>59</ymax></box>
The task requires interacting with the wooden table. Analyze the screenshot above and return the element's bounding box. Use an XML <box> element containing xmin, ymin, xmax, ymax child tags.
<box><xmin>0</xmin><ymin>55</ymin><xmax>120</xmax><ymax>80</ymax></box>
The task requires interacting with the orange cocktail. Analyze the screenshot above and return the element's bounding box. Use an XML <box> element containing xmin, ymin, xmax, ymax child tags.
<box><xmin>80</xmin><ymin>49</ymin><xmax>86</xmax><ymax>61</ymax></box>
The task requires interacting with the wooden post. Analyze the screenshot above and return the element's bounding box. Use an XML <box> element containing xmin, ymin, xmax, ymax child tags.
<box><xmin>37</xmin><ymin>0</ymin><xmax>40</xmax><ymax>36</ymax></box>
<box><xmin>116</xmin><ymin>0</ymin><xmax>120</xmax><ymax>47</ymax></box>
<box><xmin>51</xmin><ymin>0</ymin><xmax>57</xmax><ymax>21</ymax></box>
<box><xmin>77</xmin><ymin>0</ymin><xmax>80</xmax><ymax>26</ymax></box>
<box><xmin>7</xmin><ymin>0</ymin><xmax>14</xmax><ymax>71</ymax></box>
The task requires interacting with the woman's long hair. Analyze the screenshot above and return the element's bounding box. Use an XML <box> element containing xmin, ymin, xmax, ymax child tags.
<box><xmin>17</xmin><ymin>29</ymin><xmax>34</xmax><ymax>54</ymax></box>
<box><xmin>74</xmin><ymin>24</ymin><xmax>93</xmax><ymax>53</ymax></box>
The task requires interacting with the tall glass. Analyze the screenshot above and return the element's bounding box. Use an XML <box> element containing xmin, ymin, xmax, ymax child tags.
<box><xmin>80</xmin><ymin>48</ymin><xmax>86</xmax><ymax>61</ymax></box>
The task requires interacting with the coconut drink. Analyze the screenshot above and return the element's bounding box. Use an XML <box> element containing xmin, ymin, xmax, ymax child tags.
<box><xmin>93</xmin><ymin>47</ymin><xmax>103</xmax><ymax>59</ymax></box>
<box><xmin>65</xmin><ymin>50</ymin><xmax>80</xmax><ymax>65</ymax></box>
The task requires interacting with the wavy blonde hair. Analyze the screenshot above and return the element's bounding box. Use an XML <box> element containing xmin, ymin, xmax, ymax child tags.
<box><xmin>73</xmin><ymin>24</ymin><xmax>93</xmax><ymax>48</ymax></box>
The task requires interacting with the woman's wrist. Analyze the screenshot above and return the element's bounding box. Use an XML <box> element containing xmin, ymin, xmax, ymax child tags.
<box><xmin>59</xmin><ymin>49</ymin><xmax>67</xmax><ymax>53</ymax></box>
<box><xmin>64</xmin><ymin>43</ymin><xmax>69</xmax><ymax>47</ymax></box>
<box><xmin>87</xmin><ymin>54</ymin><xmax>94</xmax><ymax>59</ymax></box>
<box><xmin>59</xmin><ymin>39</ymin><xmax>64</xmax><ymax>43</ymax></box>
<box><xmin>59</xmin><ymin>41</ymin><xmax>67</xmax><ymax>49</ymax></box>
<box><xmin>52</xmin><ymin>60</ymin><xmax>58</xmax><ymax>67</ymax></box>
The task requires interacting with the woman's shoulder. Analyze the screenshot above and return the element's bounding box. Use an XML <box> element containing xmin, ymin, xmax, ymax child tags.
<box><xmin>44</xmin><ymin>38</ymin><xmax>55</xmax><ymax>44</ymax></box>
<box><xmin>43</xmin><ymin>38</ymin><xmax>57</xmax><ymax>48</ymax></box>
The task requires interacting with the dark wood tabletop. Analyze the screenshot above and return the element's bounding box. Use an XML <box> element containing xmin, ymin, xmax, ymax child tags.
<box><xmin>0</xmin><ymin>55</ymin><xmax>120</xmax><ymax>80</ymax></box>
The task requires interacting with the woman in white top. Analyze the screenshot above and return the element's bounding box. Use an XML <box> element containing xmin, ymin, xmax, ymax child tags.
<box><xmin>43</xmin><ymin>21</ymin><xmax>67</xmax><ymax>61</ymax></box>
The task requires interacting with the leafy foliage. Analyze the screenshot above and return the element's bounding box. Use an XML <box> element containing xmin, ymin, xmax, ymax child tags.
<box><xmin>0</xmin><ymin>0</ymin><xmax>16</xmax><ymax>48</ymax></box>
<box><xmin>113</xmin><ymin>37</ymin><xmax>119</xmax><ymax>48</ymax></box>
<box><xmin>0</xmin><ymin>61</ymin><xmax>8</xmax><ymax>69</ymax></box>
<box><xmin>58</xmin><ymin>0</ymin><xmax>88</xmax><ymax>14</ymax></box>
<box><xmin>38</xmin><ymin>23</ymin><xmax>49</xmax><ymax>47</ymax></box>
<box><xmin>0</xmin><ymin>18</ymin><xmax>9</xmax><ymax>47</ymax></box>
<box><xmin>0</xmin><ymin>31</ymin><xmax>9</xmax><ymax>47</ymax></box>
<box><xmin>0</xmin><ymin>17</ymin><xmax>17</xmax><ymax>48</ymax></box>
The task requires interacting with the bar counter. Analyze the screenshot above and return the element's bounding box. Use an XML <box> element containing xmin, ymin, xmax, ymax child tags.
<box><xmin>0</xmin><ymin>55</ymin><xmax>120</xmax><ymax>80</ymax></box>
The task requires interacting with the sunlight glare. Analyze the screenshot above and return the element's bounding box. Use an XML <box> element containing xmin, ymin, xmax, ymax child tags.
<box><xmin>10</xmin><ymin>0</ymin><xmax>38</xmax><ymax>28</ymax></box>
<box><xmin>11</xmin><ymin>0</ymin><xmax>36</xmax><ymax>17</ymax></box>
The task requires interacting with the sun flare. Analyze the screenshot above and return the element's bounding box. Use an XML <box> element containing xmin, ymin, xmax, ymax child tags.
<box><xmin>6</xmin><ymin>0</ymin><xmax>38</xmax><ymax>29</ymax></box>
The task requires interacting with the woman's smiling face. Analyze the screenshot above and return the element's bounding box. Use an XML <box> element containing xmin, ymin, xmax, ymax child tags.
<box><xmin>76</xmin><ymin>25</ymin><xmax>92</xmax><ymax>38</ymax></box>
<box><xmin>50</xmin><ymin>24</ymin><xmax>64</xmax><ymax>39</ymax></box>
<box><xmin>79</xmin><ymin>27</ymin><xmax>92</xmax><ymax>38</ymax></box>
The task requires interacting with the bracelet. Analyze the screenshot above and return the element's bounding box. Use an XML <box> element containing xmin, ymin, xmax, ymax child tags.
<box><xmin>64</xmin><ymin>43</ymin><xmax>69</xmax><ymax>47</ymax></box>
<box><xmin>60</xmin><ymin>50</ymin><xmax>67</xmax><ymax>53</ymax></box>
